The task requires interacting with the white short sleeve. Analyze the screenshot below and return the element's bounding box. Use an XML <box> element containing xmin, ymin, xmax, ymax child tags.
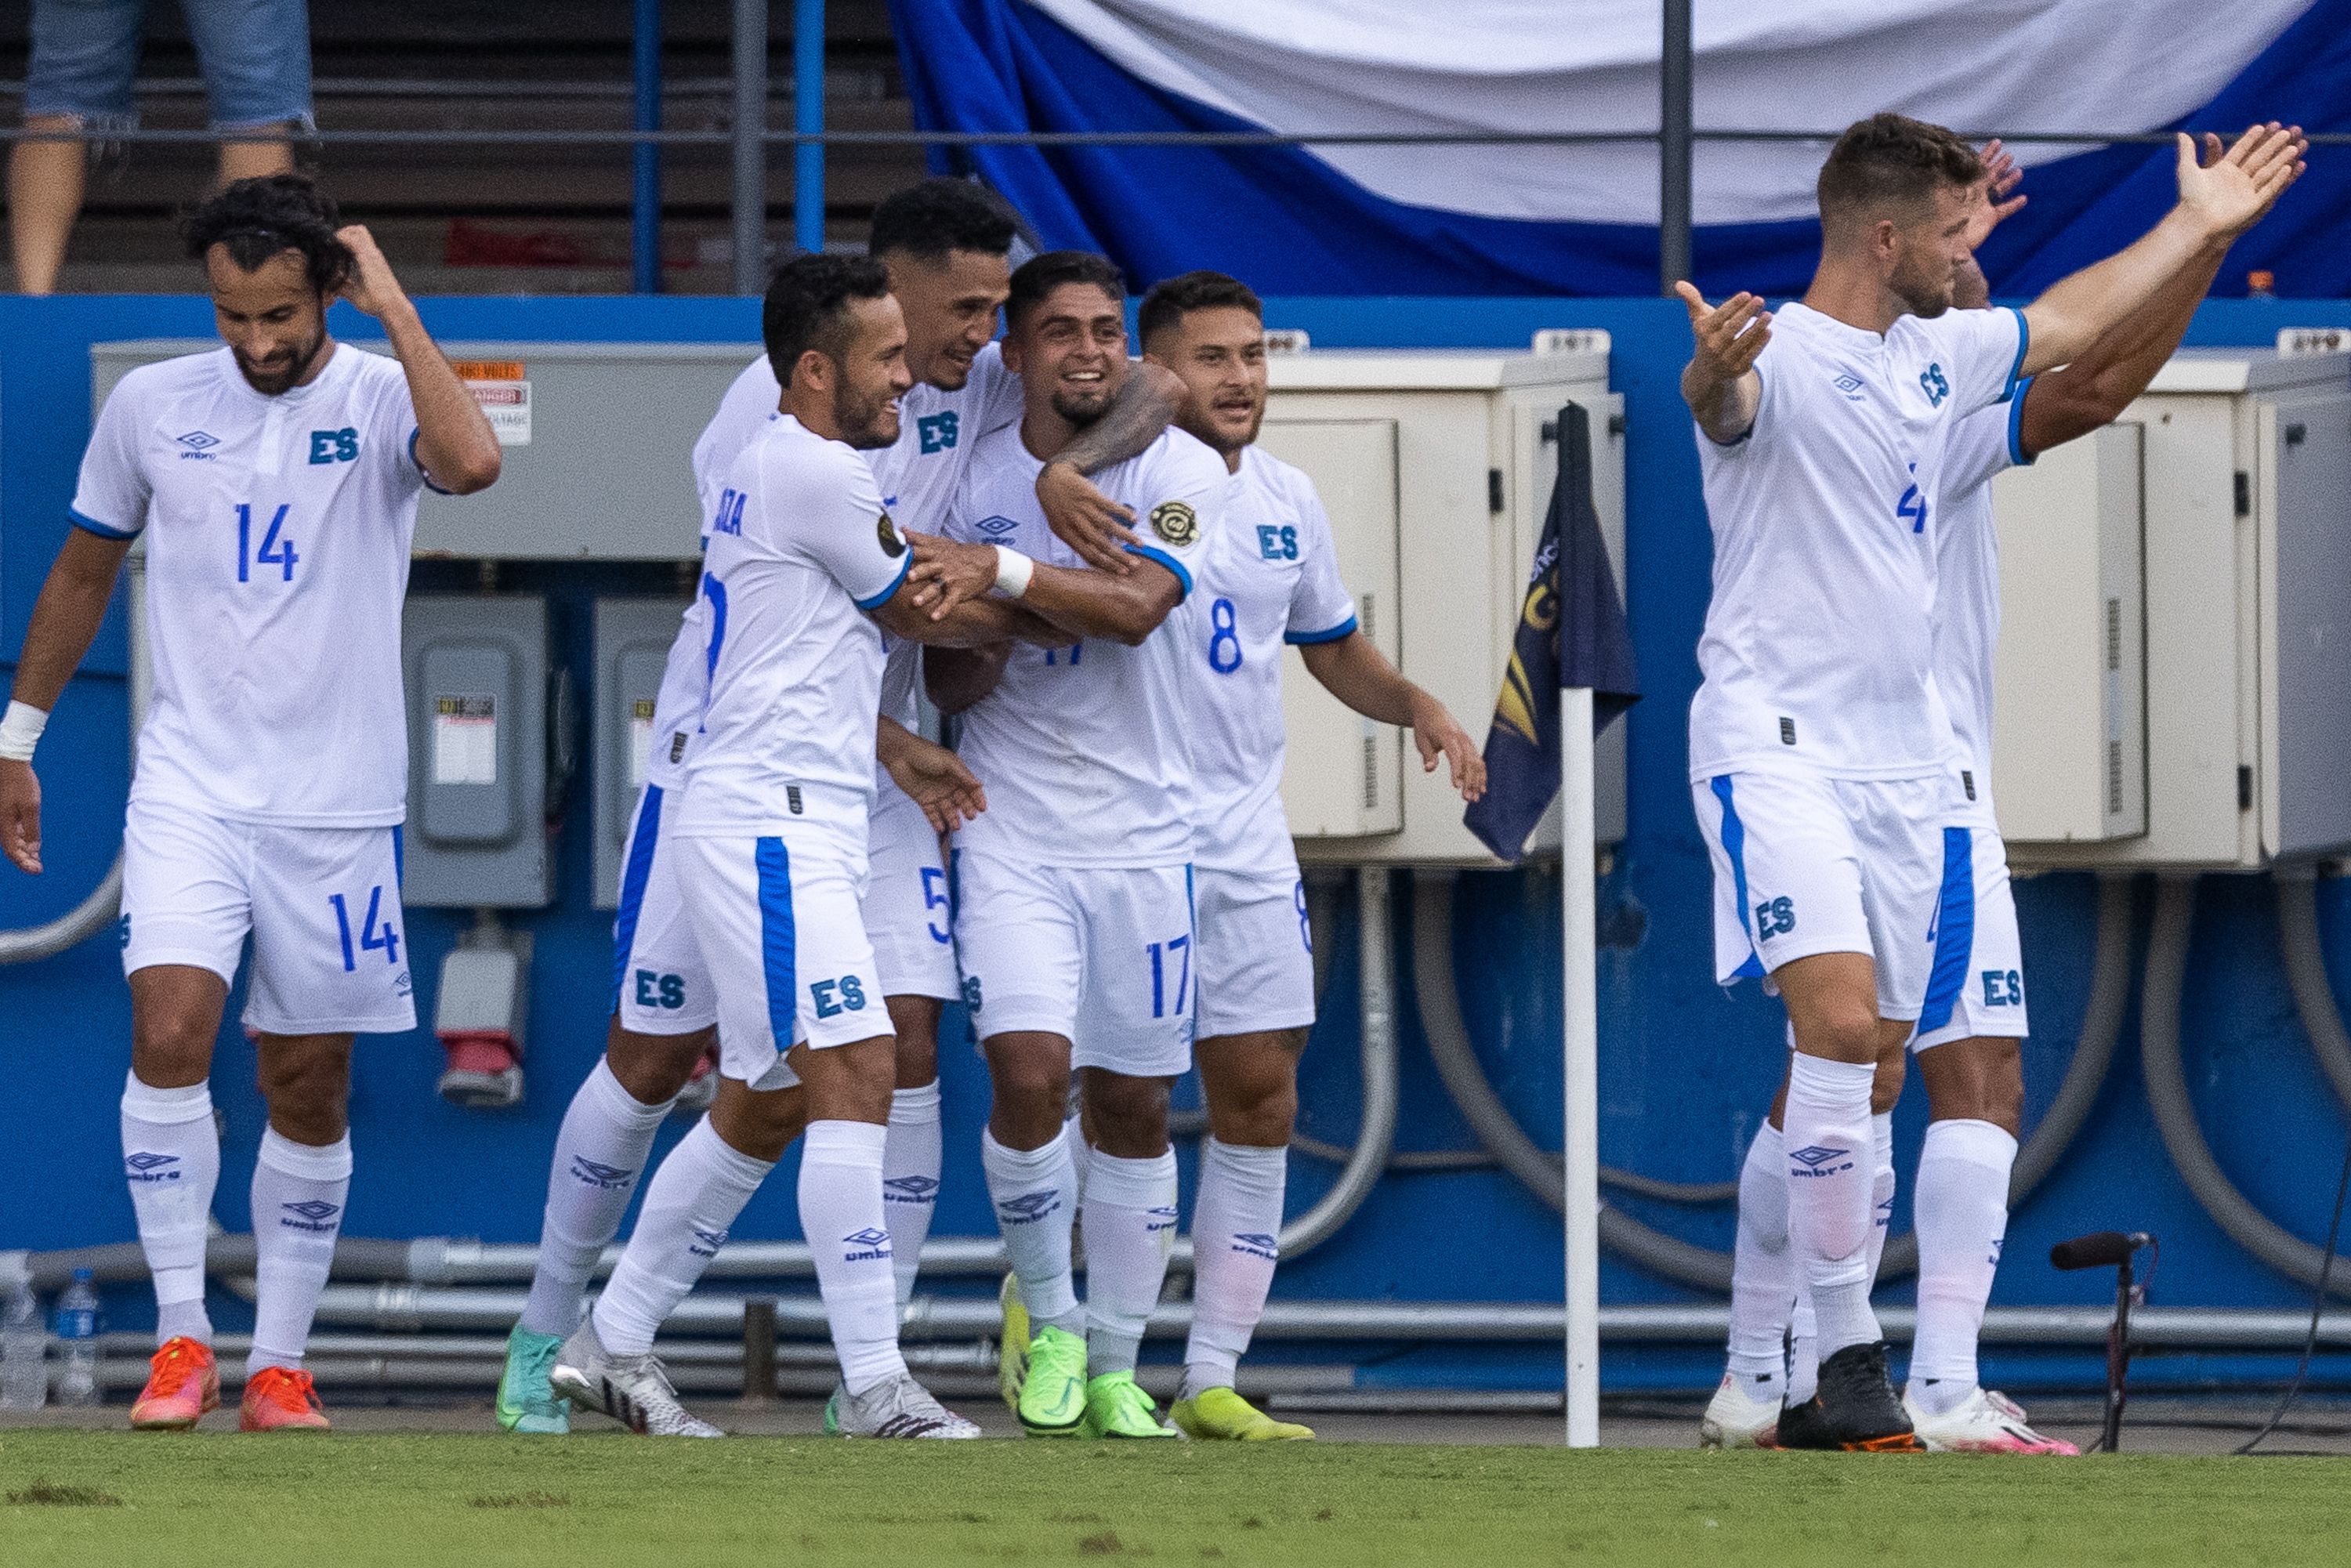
<box><xmin>350</xmin><ymin>358</ymin><xmax>437</xmax><ymax>498</ymax></box>
<box><xmin>1284</xmin><ymin>476</ymin><xmax>1358</xmax><ymax>644</ymax></box>
<box><xmin>766</xmin><ymin>442</ymin><xmax>911</xmax><ymax>610</ymax></box>
<box><xmin>963</xmin><ymin>342</ymin><xmax>1027</xmax><ymax>441</ymax></box>
<box><xmin>696</xmin><ymin>355</ymin><xmax>783</xmax><ymax>522</ymax></box>
<box><xmin>1940</xmin><ymin>378</ymin><xmax>2032</xmax><ymax>502</ymax></box>
<box><xmin>1910</xmin><ymin>305</ymin><xmax>2028</xmax><ymax>415</ymax></box>
<box><xmin>70</xmin><ymin>375</ymin><xmax>155</xmax><ymax>539</ymax></box>
<box><xmin>1124</xmin><ymin>436</ymin><xmax>1227</xmax><ymax>601</ymax></box>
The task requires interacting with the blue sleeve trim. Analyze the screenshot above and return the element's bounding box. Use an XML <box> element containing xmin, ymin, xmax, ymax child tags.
<box><xmin>2007</xmin><ymin>377</ymin><xmax>2036</xmax><ymax>467</ymax></box>
<box><xmin>68</xmin><ymin>507</ymin><xmax>139</xmax><ymax>540</ymax></box>
<box><xmin>1284</xmin><ymin>614</ymin><xmax>1358</xmax><ymax>646</ymax></box>
<box><xmin>854</xmin><ymin>550</ymin><xmax>914</xmax><ymax>611</ymax></box>
<box><xmin>1123</xmin><ymin>541</ymin><xmax>1194</xmax><ymax>599</ymax></box>
<box><xmin>1999</xmin><ymin>306</ymin><xmax>2030</xmax><ymax>404</ymax></box>
<box><xmin>410</xmin><ymin>429</ymin><xmax>458</xmax><ymax>496</ymax></box>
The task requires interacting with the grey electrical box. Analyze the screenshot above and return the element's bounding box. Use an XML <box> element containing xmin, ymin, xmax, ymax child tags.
<box><xmin>592</xmin><ymin>596</ymin><xmax>694</xmax><ymax>911</ymax></box>
<box><xmin>402</xmin><ymin>596</ymin><xmax>552</xmax><ymax>907</ymax></box>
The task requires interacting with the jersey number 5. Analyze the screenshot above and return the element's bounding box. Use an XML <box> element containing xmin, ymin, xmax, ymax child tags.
<box><xmin>236</xmin><ymin>502</ymin><xmax>298</xmax><ymax>582</ymax></box>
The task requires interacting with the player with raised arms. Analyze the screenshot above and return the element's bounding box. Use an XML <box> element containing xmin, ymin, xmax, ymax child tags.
<box><xmin>496</xmin><ymin>178</ymin><xmax>1179</xmax><ymax>1435</ymax></box>
<box><xmin>1132</xmin><ymin>269</ymin><xmax>1486</xmax><ymax>1439</ymax></box>
<box><xmin>0</xmin><ymin>174</ymin><xmax>502</xmax><ymax>1432</ymax></box>
<box><xmin>926</xmin><ymin>250</ymin><xmax>1229</xmax><ymax>1440</ymax></box>
<box><xmin>1678</xmin><ymin>112</ymin><xmax>2303</xmax><ymax>1450</ymax></box>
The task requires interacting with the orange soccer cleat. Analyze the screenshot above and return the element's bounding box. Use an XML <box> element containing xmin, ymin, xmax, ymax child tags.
<box><xmin>238</xmin><ymin>1366</ymin><xmax>331</xmax><ymax>1432</ymax></box>
<box><xmin>130</xmin><ymin>1336</ymin><xmax>222</xmax><ymax>1431</ymax></box>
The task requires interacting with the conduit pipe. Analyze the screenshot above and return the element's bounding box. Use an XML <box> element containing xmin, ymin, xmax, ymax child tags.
<box><xmin>2276</xmin><ymin>871</ymin><xmax>2351</xmax><ymax>1113</ymax></box>
<box><xmin>2141</xmin><ymin>875</ymin><xmax>2351</xmax><ymax>1299</ymax></box>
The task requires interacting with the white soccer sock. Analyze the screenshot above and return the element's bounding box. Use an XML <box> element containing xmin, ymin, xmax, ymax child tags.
<box><xmin>802</xmin><ymin>1119</ymin><xmax>908</xmax><ymax>1395</ymax></box>
<box><xmin>1781</xmin><ymin>1053</ymin><xmax>1880</xmax><ymax>1359</ymax></box>
<box><xmin>1183</xmin><ymin>1139</ymin><xmax>1286</xmax><ymax>1396</ymax></box>
<box><xmin>121</xmin><ymin>1073</ymin><xmax>219</xmax><ymax>1348</ymax></box>
<box><xmin>883</xmin><ymin>1080</ymin><xmax>944</xmax><ymax>1309</ymax></box>
<box><xmin>592</xmin><ymin>1118</ymin><xmax>773</xmax><ymax>1356</ymax></box>
<box><xmin>1081</xmin><ymin>1144</ymin><xmax>1179</xmax><ymax>1377</ymax></box>
<box><xmin>1725</xmin><ymin>1122</ymin><xmax>1793</xmax><ymax>1400</ymax></box>
<box><xmin>247</xmin><ymin>1128</ymin><xmax>351</xmax><ymax>1375</ymax></box>
<box><xmin>1788</xmin><ymin>1294</ymin><xmax>1818</xmax><ymax>1405</ymax></box>
<box><xmin>520</xmin><ymin>1058</ymin><xmax>676</xmax><ymax>1337</ymax></box>
<box><xmin>1866</xmin><ymin>1110</ymin><xmax>1896</xmax><ymax>1284</ymax></box>
<box><xmin>1907</xmin><ymin>1117</ymin><xmax>2017</xmax><ymax>1416</ymax></box>
<box><xmin>982</xmin><ymin>1125</ymin><xmax>1083</xmax><ymax>1336</ymax></box>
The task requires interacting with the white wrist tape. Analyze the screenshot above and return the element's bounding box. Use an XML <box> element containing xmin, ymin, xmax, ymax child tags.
<box><xmin>0</xmin><ymin>701</ymin><xmax>49</xmax><ymax>763</ymax></box>
<box><xmin>993</xmin><ymin>545</ymin><xmax>1035</xmax><ymax>599</ymax></box>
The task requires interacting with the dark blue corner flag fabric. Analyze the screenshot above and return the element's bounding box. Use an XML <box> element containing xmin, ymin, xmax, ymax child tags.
<box><xmin>1463</xmin><ymin>403</ymin><xmax>1639</xmax><ymax>864</ymax></box>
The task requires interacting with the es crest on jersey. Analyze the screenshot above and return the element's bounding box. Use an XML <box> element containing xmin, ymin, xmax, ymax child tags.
<box><xmin>1148</xmin><ymin>499</ymin><xmax>1198</xmax><ymax>546</ymax></box>
<box><xmin>877</xmin><ymin>512</ymin><xmax>907</xmax><ymax>557</ymax></box>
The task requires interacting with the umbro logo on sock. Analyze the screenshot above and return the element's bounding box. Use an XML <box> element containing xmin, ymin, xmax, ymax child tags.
<box><xmin>279</xmin><ymin>1200</ymin><xmax>342</xmax><ymax>1232</ymax></box>
<box><xmin>883</xmin><ymin>1175</ymin><xmax>940</xmax><ymax>1202</ymax></box>
<box><xmin>998</xmin><ymin>1190</ymin><xmax>1060</xmax><ymax>1225</ymax></box>
<box><xmin>571</xmin><ymin>1157</ymin><xmax>636</xmax><ymax>1190</ymax></box>
<box><xmin>125</xmin><ymin>1152</ymin><xmax>182</xmax><ymax>1182</ymax></box>
<box><xmin>842</xmin><ymin>1228</ymin><xmax>893</xmax><ymax>1262</ymax></box>
<box><xmin>689</xmin><ymin>1227</ymin><xmax>730</xmax><ymax>1258</ymax></box>
<box><xmin>1144</xmin><ymin>1205</ymin><xmax>1181</xmax><ymax>1234</ymax></box>
<box><xmin>1230</xmin><ymin>1232</ymin><xmax>1280</xmax><ymax>1261</ymax></box>
<box><xmin>1787</xmin><ymin>1145</ymin><xmax>1855</xmax><ymax>1177</ymax></box>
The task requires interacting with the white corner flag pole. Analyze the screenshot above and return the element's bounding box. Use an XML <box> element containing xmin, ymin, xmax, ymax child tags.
<box><xmin>1560</xmin><ymin>683</ymin><xmax>1601</xmax><ymax>1447</ymax></box>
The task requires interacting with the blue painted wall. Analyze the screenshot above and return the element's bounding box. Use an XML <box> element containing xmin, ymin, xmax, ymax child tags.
<box><xmin>6</xmin><ymin>292</ymin><xmax>2351</xmax><ymax>1396</ymax></box>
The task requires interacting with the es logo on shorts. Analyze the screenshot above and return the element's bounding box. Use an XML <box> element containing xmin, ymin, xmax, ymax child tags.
<box><xmin>635</xmin><ymin>969</ymin><xmax>687</xmax><ymax>1010</ymax></box>
<box><xmin>1753</xmin><ymin>896</ymin><xmax>1795</xmax><ymax>940</ymax></box>
<box><xmin>1981</xmin><ymin>969</ymin><xmax>2023</xmax><ymax>1007</ymax></box>
<box><xmin>810</xmin><ymin>974</ymin><xmax>868</xmax><ymax>1019</ymax></box>
<box><xmin>308</xmin><ymin>427</ymin><xmax>360</xmax><ymax>464</ymax></box>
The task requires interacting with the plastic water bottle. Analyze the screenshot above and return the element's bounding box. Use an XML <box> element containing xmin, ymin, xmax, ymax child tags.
<box><xmin>0</xmin><ymin>1275</ymin><xmax>44</xmax><ymax>1412</ymax></box>
<box><xmin>54</xmin><ymin>1270</ymin><xmax>100</xmax><ymax>1408</ymax></box>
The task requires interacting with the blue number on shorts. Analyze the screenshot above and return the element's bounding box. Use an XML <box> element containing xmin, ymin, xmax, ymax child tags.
<box><xmin>236</xmin><ymin>503</ymin><xmax>296</xmax><ymax>582</ymax></box>
<box><xmin>1147</xmin><ymin>934</ymin><xmax>1193</xmax><ymax>1019</ymax></box>
<box><xmin>1981</xmin><ymin>969</ymin><xmax>2023</xmax><ymax>1007</ymax></box>
<box><xmin>1294</xmin><ymin>878</ymin><xmax>1311</xmax><ymax>953</ymax></box>
<box><xmin>921</xmin><ymin>867</ymin><xmax>951</xmax><ymax>945</ymax></box>
<box><xmin>1207</xmin><ymin>598</ymin><xmax>1243</xmax><ymax>674</ymax></box>
<box><xmin>1753</xmin><ymin>896</ymin><xmax>1795</xmax><ymax>941</ymax></box>
<box><xmin>1043</xmin><ymin>642</ymin><xmax>1083</xmax><ymax>666</ymax></box>
<box><xmin>329</xmin><ymin>885</ymin><xmax>400</xmax><ymax>973</ymax></box>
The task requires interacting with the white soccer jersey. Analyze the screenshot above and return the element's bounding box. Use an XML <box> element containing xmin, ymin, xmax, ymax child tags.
<box><xmin>672</xmin><ymin>415</ymin><xmax>912</xmax><ymax>842</ymax></box>
<box><xmin>71</xmin><ymin>344</ymin><xmax>439</xmax><ymax>826</ymax></box>
<box><xmin>1189</xmin><ymin>445</ymin><xmax>1359</xmax><ymax>872</ymax></box>
<box><xmin>1929</xmin><ymin>381</ymin><xmax>2032</xmax><ymax>810</ymax></box>
<box><xmin>944</xmin><ymin>422</ymin><xmax>1228</xmax><ymax>869</ymax></box>
<box><xmin>1686</xmin><ymin>300</ymin><xmax>2028</xmax><ymax>782</ymax></box>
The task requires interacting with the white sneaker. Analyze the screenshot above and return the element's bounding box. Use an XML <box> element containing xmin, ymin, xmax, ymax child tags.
<box><xmin>1904</xmin><ymin>1385</ymin><xmax>2079</xmax><ymax>1454</ymax></box>
<box><xmin>827</xmin><ymin>1373</ymin><xmax>983</xmax><ymax>1439</ymax></box>
<box><xmin>548</xmin><ymin>1316</ymin><xmax>724</xmax><ymax>1438</ymax></box>
<box><xmin>1698</xmin><ymin>1371</ymin><xmax>1782</xmax><ymax>1449</ymax></box>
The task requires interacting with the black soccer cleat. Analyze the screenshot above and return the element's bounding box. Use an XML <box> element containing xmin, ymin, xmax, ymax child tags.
<box><xmin>1770</xmin><ymin>1342</ymin><xmax>1925</xmax><ymax>1452</ymax></box>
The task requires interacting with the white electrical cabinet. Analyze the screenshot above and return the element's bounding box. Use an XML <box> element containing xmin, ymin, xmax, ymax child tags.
<box><xmin>1260</xmin><ymin>344</ymin><xmax>1627</xmax><ymax>867</ymax></box>
<box><xmin>1998</xmin><ymin>349</ymin><xmax>2351</xmax><ymax>870</ymax></box>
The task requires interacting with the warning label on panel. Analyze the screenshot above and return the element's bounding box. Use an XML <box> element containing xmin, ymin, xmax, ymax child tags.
<box><xmin>433</xmin><ymin>694</ymin><xmax>498</xmax><ymax>785</ymax></box>
<box><xmin>465</xmin><ymin>379</ymin><xmax>532</xmax><ymax>446</ymax></box>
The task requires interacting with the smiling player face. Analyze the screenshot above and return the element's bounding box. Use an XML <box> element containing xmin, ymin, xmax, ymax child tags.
<box><xmin>822</xmin><ymin>293</ymin><xmax>915</xmax><ymax>451</ymax></box>
<box><xmin>206</xmin><ymin>247</ymin><xmax>332</xmax><ymax>396</ymax></box>
<box><xmin>886</xmin><ymin>248</ymin><xmax>1012</xmax><ymax>393</ymax></box>
<box><xmin>1147</xmin><ymin>304</ymin><xmax>1268</xmax><ymax>463</ymax></box>
<box><xmin>1009</xmin><ymin>281</ymin><xmax>1128</xmax><ymax>428</ymax></box>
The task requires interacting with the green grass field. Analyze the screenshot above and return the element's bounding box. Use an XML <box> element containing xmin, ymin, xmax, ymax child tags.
<box><xmin>3</xmin><ymin>1431</ymin><xmax>2346</xmax><ymax>1567</ymax></box>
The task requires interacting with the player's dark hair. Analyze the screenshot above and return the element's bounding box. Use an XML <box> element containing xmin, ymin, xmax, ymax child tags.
<box><xmin>763</xmin><ymin>252</ymin><xmax>895</xmax><ymax>386</ymax></box>
<box><xmin>1006</xmin><ymin>250</ymin><xmax>1125</xmax><ymax>328</ymax></box>
<box><xmin>182</xmin><ymin>173</ymin><xmax>355</xmax><ymax>295</ymax></box>
<box><xmin>1137</xmin><ymin>270</ymin><xmax>1264</xmax><ymax>347</ymax></box>
<box><xmin>868</xmin><ymin>178</ymin><xmax>1019</xmax><ymax>264</ymax></box>
<box><xmin>1817</xmin><ymin>113</ymin><xmax>1983</xmax><ymax>227</ymax></box>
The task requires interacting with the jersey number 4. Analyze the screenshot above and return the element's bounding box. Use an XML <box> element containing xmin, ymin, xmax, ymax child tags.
<box><xmin>236</xmin><ymin>502</ymin><xmax>298</xmax><ymax>582</ymax></box>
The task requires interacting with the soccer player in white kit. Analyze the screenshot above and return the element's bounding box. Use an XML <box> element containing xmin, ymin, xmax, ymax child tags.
<box><xmin>0</xmin><ymin>175</ymin><xmax>502</xmax><ymax>1432</ymax></box>
<box><xmin>926</xmin><ymin>251</ymin><xmax>1230</xmax><ymax>1440</ymax></box>
<box><xmin>1702</xmin><ymin>126</ymin><xmax>2302</xmax><ymax>1454</ymax></box>
<box><xmin>547</xmin><ymin>254</ymin><xmax>1041</xmax><ymax>1438</ymax></box>
<box><xmin>497</xmin><ymin>181</ymin><xmax>1179</xmax><ymax>1434</ymax></box>
<box><xmin>1677</xmin><ymin>114</ymin><xmax>2304</xmax><ymax>1449</ymax></box>
<box><xmin>1132</xmin><ymin>270</ymin><xmax>1487</xmax><ymax>1440</ymax></box>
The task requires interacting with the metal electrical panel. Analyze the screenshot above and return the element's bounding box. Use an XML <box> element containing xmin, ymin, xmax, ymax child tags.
<box><xmin>1987</xmin><ymin>424</ymin><xmax>2146</xmax><ymax>844</ymax></box>
<box><xmin>592</xmin><ymin>596</ymin><xmax>694</xmax><ymax>911</ymax></box>
<box><xmin>1261</xmin><ymin>345</ymin><xmax>1626</xmax><ymax>867</ymax></box>
<box><xmin>401</xmin><ymin>596</ymin><xmax>551</xmax><ymax>907</ymax></box>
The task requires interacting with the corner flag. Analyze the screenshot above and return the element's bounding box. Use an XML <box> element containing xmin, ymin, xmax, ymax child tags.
<box><xmin>1462</xmin><ymin>402</ymin><xmax>1639</xmax><ymax>864</ymax></box>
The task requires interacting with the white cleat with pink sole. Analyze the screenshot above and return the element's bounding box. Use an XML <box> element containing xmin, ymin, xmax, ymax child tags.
<box><xmin>1904</xmin><ymin>1386</ymin><xmax>2080</xmax><ymax>1454</ymax></box>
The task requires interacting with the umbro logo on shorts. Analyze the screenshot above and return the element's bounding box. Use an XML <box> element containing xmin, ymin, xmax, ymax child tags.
<box><xmin>1230</xmin><ymin>1231</ymin><xmax>1279</xmax><ymax>1261</ymax></box>
<box><xmin>997</xmin><ymin>1190</ymin><xmax>1060</xmax><ymax>1225</ymax></box>
<box><xmin>280</xmin><ymin>1199</ymin><xmax>343</xmax><ymax>1231</ymax></box>
<box><xmin>1787</xmin><ymin>1145</ymin><xmax>1855</xmax><ymax>1178</ymax></box>
<box><xmin>883</xmin><ymin>1174</ymin><xmax>940</xmax><ymax>1202</ymax></box>
<box><xmin>571</xmin><ymin>1157</ymin><xmax>635</xmax><ymax>1190</ymax></box>
<box><xmin>125</xmin><ymin>1151</ymin><xmax>181</xmax><ymax>1182</ymax></box>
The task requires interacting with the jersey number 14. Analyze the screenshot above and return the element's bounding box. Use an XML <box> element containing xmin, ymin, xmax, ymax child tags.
<box><xmin>236</xmin><ymin>502</ymin><xmax>299</xmax><ymax>582</ymax></box>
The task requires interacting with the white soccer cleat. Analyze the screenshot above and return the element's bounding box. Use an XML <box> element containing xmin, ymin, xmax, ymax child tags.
<box><xmin>826</xmin><ymin>1373</ymin><xmax>983</xmax><ymax>1439</ymax></box>
<box><xmin>1904</xmin><ymin>1386</ymin><xmax>2079</xmax><ymax>1454</ymax></box>
<box><xmin>1698</xmin><ymin>1371</ymin><xmax>1783</xmax><ymax>1449</ymax></box>
<box><xmin>548</xmin><ymin>1316</ymin><xmax>723</xmax><ymax>1438</ymax></box>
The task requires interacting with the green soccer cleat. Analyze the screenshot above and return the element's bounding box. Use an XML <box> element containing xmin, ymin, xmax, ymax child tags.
<box><xmin>495</xmin><ymin>1324</ymin><xmax>571</xmax><ymax>1435</ymax></box>
<box><xmin>1081</xmin><ymin>1370</ymin><xmax>1182</xmax><ymax>1440</ymax></box>
<box><xmin>1168</xmin><ymin>1385</ymin><xmax>1313</xmax><ymax>1441</ymax></box>
<box><xmin>1017</xmin><ymin>1324</ymin><xmax>1089</xmax><ymax>1437</ymax></box>
<box><xmin>998</xmin><ymin>1273</ymin><xmax>1031</xmax><ymax>1414</ymax></box>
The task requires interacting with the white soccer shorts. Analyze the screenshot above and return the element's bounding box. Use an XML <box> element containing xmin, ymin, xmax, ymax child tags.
<box><xmin>1694</xmin><ymin>767</ymin><xmax>1975</xmax><ymax>1025</ymax></box>
<box><xmin>1194</xmin><ymin>862</ymin><xmax>1317</xmax><ymax>1040</ymax></box>
<box><xmin>610</xmin><ymin>783</ymin><xmax>719</xmax><ymax>1036</ymax></box>
<box><xmin>1910</xmin><ymin>814</ymin><xmax>2029</xmax><ymax>1050</ymax></box>
<box><xmin>951</xmin><ymin>851</ymin><xmax>1197</xmax><ymax>1078</ymax></box>
<box><xmin>121</xmin><ymin>797</ymin><xmax>415</xmax><ymax>1036</ymax></box>
<box><xmin>674</xmin><ymin>825</ymin><xmax>888</xmax><ymax>1092</ymax></box>
<box><xmin>864</xmin><ymin>783</ymin><xmax>959</xmax><ymax>1001</ymax></box>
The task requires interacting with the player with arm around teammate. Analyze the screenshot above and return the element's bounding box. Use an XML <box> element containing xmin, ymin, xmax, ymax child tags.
<box><xmin>924</xmin><ymin>251</ymin><xmax>1228</xmax><ymax>1440</ymax></box>
<box><xmin>0</xmin><ymin>175</ymin><xmax>500</xmax><ymax>1432</ymax></box>
<box><xmin>496</xmin><ymin>179</ymin><xmax>1179</xmax><ymax>1435</ymax></box>
<box><xmin>1676</xmin><ymin>113</ymin><xmax>2302</xmax><ymax>1451</ymax></box>
<box><xmin>1132</xmin><ymin>270</ymin><xmax>1486</xmax><ymax>1439</ymax></box>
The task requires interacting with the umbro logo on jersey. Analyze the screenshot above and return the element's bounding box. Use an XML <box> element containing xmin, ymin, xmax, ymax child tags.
<box><xmin>997</xmin><ymin>1190</ymin><xmax>1060</xmax><ymax>1225</ymax></box>
<box><xmin>883</xmin><ymin>1174</ymin><xmax>940</xmax><ymax>1201</ymax></box>
<box><xmin>280</xmin><ymin>1199</ymin><xmax>343</xmax><ymax>1231</ymax></box>
<box><xmin>974</xmin><ymin>515</ymin><xmax>1020</xmax><ymax>538</ymax></box>
<box><xmin>1787</xmin><ymin>1145</ymin><xmax>1855</xmax><ymax>1178</ymax></box>
<box><xmin>125</xmin><ymin>1152</ymin><xmax>181</xmax><ymax>1182</ymax></box>
<box><xmin>571</xmin><ymin>1156</ymin><xmax>636</xmax><ymax>1189</ymax></box>
<box><xmin>176</xmin><ymin>429</ymin><xmax>220</xmax><ymax>460</ymax></box>
<box><xmin>1230</xmin><ymin>1231</ymin><xmax>1279</xmax><ymax>1261</ymax></box>
<box><xmin>1833</xmin><ymin>372</ymin><xmax>1866</xmax><ymax>400</ymax></box>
